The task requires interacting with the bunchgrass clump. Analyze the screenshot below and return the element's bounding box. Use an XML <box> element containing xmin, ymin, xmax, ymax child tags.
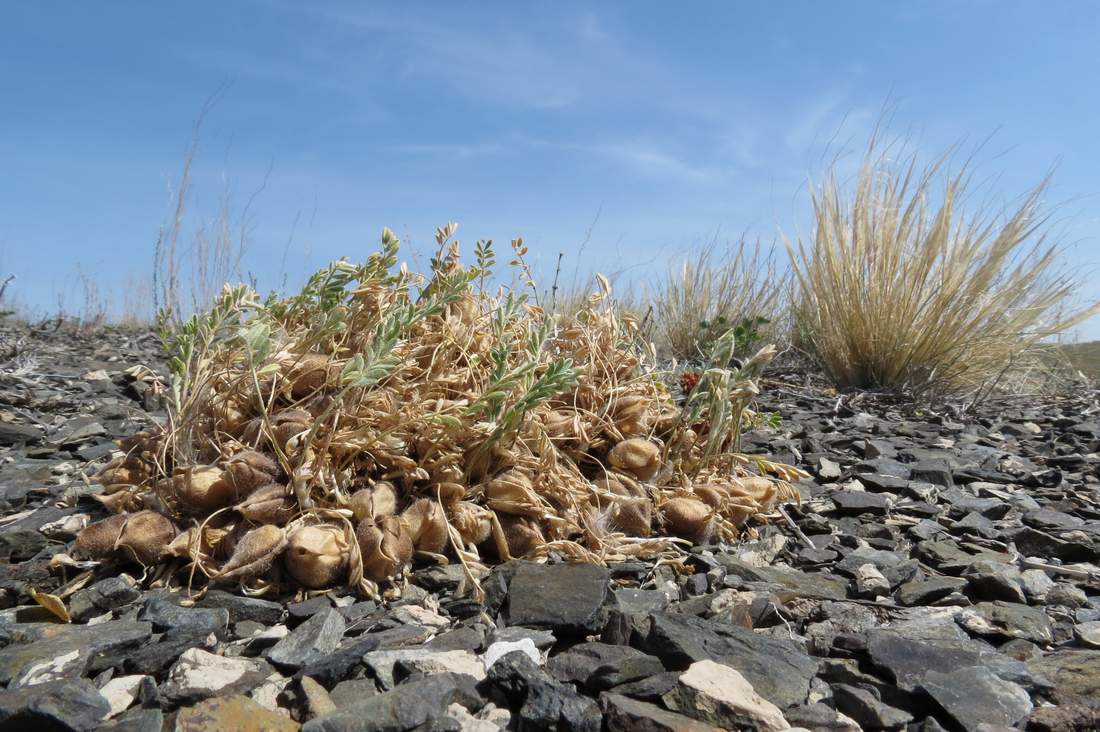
<box><xmin>788</xmin><ymin>141</ymin><xmax>1100</xmax><ymax>398</ymax></box>
<box><xmin>76</xmin><ymin>226</ymin><xmax>802</xmax><ymax>599</ymax></box>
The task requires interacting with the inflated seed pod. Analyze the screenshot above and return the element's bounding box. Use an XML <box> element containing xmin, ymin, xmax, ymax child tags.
<box><xmin>284</xmin><ymin>525</ymin><xmax>349</xmax><ymax>589</ymax></box>
<box><xmin>97</xmin><ymin>457</ymin><xmax>148</xmax><ymax>488</ymax></box>
<box><xmin>287</xmin><ymin>353</ymin><xmax>335</xmax><ymax>399</ymax></box>
<box><xmin>450</xmin><ymin>501</ymin><xmax>492</xmax><ymax>545</ymax></box>
<box><xmin>348</xmin><ymin>481</ymin><xmax>397</xmax><ymax>522</ymax></box>
<box><xmin>608</xmin><ymin>438</ymin><xmax>661</xmax><ymax>481</ymax></box>
<box><xmin>542</xmin><ymin>410</ymin><xmax>575</xmax><ymax>439</ymax></box>
<box><xmin>401</xmin><ymin>498</ymin><xmax>448</xmax><ymax>553</ymax></box>
<box><xmin>661</xmin><ymin>497</ymin><xmax>714</xmax><ymax>544</ymax></box>
<box><xmin>224</xmin><ymin>450</ymin><xmax>278</xmax><ymax>497</ymax></box>
<box><xmin>215</xmin><ymin>524</ymin><xmax>287</xmax><ymax>582</ymax></box>
<box><xmin>356</xmin><ymin>516</ymin><xmax>414</xmax><ymax>582</ymax></box>
<box><xmin>115</xmin><ymin>510</ymin><xmax>177</xmax><ymax>564</ymax></box>
<box><xmin>74</xmin><ymin>514</ymin><xmax>127</xmax><ymax>559</ymax></box>
<box><xmin>611</xmin><ymin>496</ymin><xmax>652</xmax><ymax>537</ymax></box>
<box><xmin>236</xmin><ymin>483</ymin><xmax>297</xmax><ymax>525</ymax></box>
<box><xmin>693</xmin><ymin>484</ymin><xmax>727</xmax><ymax>509</ymax></box>
<box><xmin>498</xmin><ymin>515</ymin><xmax>545</xmax><ymax>558</ymax></box>
<box><xmin>172</xmin><ymin>466</ymin><xmax>236</xmax><ymax>510</ymax></box>
<box><xmin>271</xmin><ymin>410</ymin><xmax>312</xmax><ymax>452</ymax></box>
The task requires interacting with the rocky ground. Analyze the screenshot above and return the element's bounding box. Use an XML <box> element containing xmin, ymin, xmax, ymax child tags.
<box><xmin>0</xmin><ymin>322</ymin><xmax>1098</xmax><ymax>732</ymax></box>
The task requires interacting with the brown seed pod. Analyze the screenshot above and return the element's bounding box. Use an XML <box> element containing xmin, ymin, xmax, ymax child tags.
<box><xmin>172</xmin><ymin>466</ymin><xmax>237</xmax><ymax>510</ymax></box>
<box><xmin>356</xmin><ymin>516</ymin><xmax>414</xmax><ymax>582</ymax></box>
<box><xmin>286</xmin><ymin>353</ymin><xmax>337</xmax><ymax>399</ymax></box>
<box><xmin>348</xmin><ymin>481</ymin><xmax>397</xmax><ymax>522</ymax></box>
<box><xmin>693</xmin><ymin>484</ymin><xmax>727</xmax><ymax>509</ymax></box>
<box><xmin>97</xmin><ymin>457</ymin><xmax>149</xmax><ymax>488</ymax></box>
<box><xmin>115</xmin><ymin>510</ymin><xmax>177</xmax><ymax>565</ymax></box>
<box><xmin>401</xmin><ymin>498</ymin><xmax>448</xmax><ymax>553</ymax></box>
<box><xmin>611</xmin><ymin>496</ymin><xmax>653</xmax><ymax>537</ymax></box>
<box><xmin>608</xmin><ymin>438</ymin><xmax>661</xmax><ymax>481</ymax></box>
<box><xmin>485</xmin><ymin>470</ymin><xmax>543</xmax><ymax>518</ymax></box>
<box><xmin>271</xmin><ymin>410</ymin><xmax>312</xmax><ymax>452</ymax></box>
<box><xmin>224</xmin><ymin>450</ymin><xmax>278</xmax><ymax>497</ymax></box>
<box><xmin>498</xmin><ymin>514</ymin><xmax>545</xmax><ymax>558</ymax></box>
<box><xmin>284</xmin><ymin>524</ymin><xmax>349</xmax><ymax>589</ymax></box>
<box><xmin>661</xmin><ymin>497</ymin><xmax>714</xmax><ymax>544</ymax></box>
<box><xmin>450</xmin><ymin>501</ymin><xmax>492</xmax><ymax>545</ymax></box>
<box><xmin>236</xmin><ymin>483</ymin><xmax>297</xmax><ymax>525</ymax></box>
<box><xmin>216</xmin><ymin>524</ymin><xmax>287</xmax><ymax>582</ymax></box>
<box><xmin>74</xmin><ymin>514</ymin><xmax>127</xmax><ymax>559</ymax></box>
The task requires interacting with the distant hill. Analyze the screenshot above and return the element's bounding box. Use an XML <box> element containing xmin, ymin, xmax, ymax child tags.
<box><xmin>1057</xmin><ymin>341</ymin><xmax>1100</xmax><ymax>377</ymax></box>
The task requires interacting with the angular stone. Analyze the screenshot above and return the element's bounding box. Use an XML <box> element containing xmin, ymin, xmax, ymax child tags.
<box><xmin>267</xmin><ymin>607</ymin><xmax>345</xmax><ymax>671</ymax></box>
<box><xmin>364</xmin><ymin>648</ymin><xmax>485</xmax><ymax>690</ymax></box>
<box><xmin>831</xmin><ymin>490</ymin><xmax>891</xmax><ymax>516</ymax></box>
<box><xmin>831</xmin><ymin>683</ymin><xmax>913</xmax><ymax>730</ymax></box>
<box><xmin>1026</xmin><ymin>651</ymin><xmax>1100</xmax><ymax>704</ymax></box>
<box><xmin>505</xmin><ymin>562</ymin><xmax>610</xmax><ymax>636</ymax></box>
<box><xmin>197</xmin><ymin>591</ymin><xmax>285</xmax><ymax>625</ymax></box>
<box><xmin>661</xmin><ymin>660</ymin><xmax>788</xmax><ymax>732</ymax></box>
<box><xmin>0</xmin><ymin>620</ymin><xmax>152</xmax><ymax>685</ymax></box>
<box><xmin>0</xmin><ymin>678</ymin><xmax>109</xmax><ymax>731</ymax></box>
<box><xmin>896</xmin><ymin>577</ymin><xmax>967</xmax><ymax>606</ymax></box>
<box><xmin>99</xmin><ymin>707</ymin><xmax>163</xmax><ymax>732</ymax></box>
<box><xmin>480</xmin><ymin>651</ymin><xmax>600</xmax><ymax>732</ymax></box>
<box><xmin>302</xmin><ymin>673</ymin><xmax>483</xmax><ymax>732</ymax></box>
<box><xmin>600</xmin><ymin>692</ymin><xmax>715</xmax><ymax>732</ymax></box>
<box><xmin>640</xmin><ymin>613</ymin><xmax>818</xmax><ymax>708</ymax></box>
<box><xmin>162</xmin><ymin>648</ymin><xmax>275</xmax><ymax>704</ymax></box>
<box><xmin>958</xmin><ymin>601</ymin><xmax>1053</xmax><ymax>644</ymax></box>
<box><xmin>174</xmin><ymin>695</ymin><xmax>299</xmax><ymax>732</ymax></box>
<box><xmin>547</xmin><ymin>642</ymin><xmax>663</xmax><ymax>692</ymax></box>
<box><xmin>138</xmin><ymin>596</ymin><xmax>229</xmax><ymax>635</ymax></box>
<box><xmin>921</xmin><ymin>667</ymin><xmax>1032</xmax><ymax>731</ymax></box>
<box><xmin>68</xmin><ymin>575</ymin><xmax>141</xmax><ymax>621</ymax></box>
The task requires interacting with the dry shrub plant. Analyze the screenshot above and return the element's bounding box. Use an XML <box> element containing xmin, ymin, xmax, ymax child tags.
<box><xmin>788</xmin><ymin>140</ymin><xmax>1100</xmax><ymax>398</ymax></box>
<box><xmin>74</xmin><ymin>226</ymin><xmax>804</xmax><ymax>599</ymax></box>
<box><xmin>651</xmin><ymin>238</ymin><xmax>787</xmax><ymax>363</ymax></box>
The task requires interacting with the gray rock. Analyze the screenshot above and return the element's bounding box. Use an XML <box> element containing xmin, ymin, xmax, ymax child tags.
<box><xmin>831</xmin><ymin>490</ymin><xmax>891</xmax><ymax>516</ymax></box>
<box><xmin>505</xmin><ymin>562</ymin><xmax>610</xmax><ymax>635</ymax></box>
<box><xmin>1019</xmin><ymin>569</ymin><xmax>1055</xmax><ymax>603</ymax></box>
<box><xmin>0</xmin><ymin>678</ymin><xmax>109</xmax><ymax>731</ymax></box>
<box><xmin>0</xmin><ymin>422</ymin><xmax>43</xmax><ymax>446</ymax></box>
<box><xmin>67</xmin><ymin>575</ymin><xmax>141</xmax><ymax>622</ymax></box>
<box><xmin>640</xmin><ymin>612</ymin><xmax>818</xmax><ymax>708</ymax></box>
<box><xmin>832</xmin><ymin>683</ymin><xmax>913</xmax><ymax>729</ymax></box>
<box><xmin>197</xmin><ymin>590</ymin><xmax>285</xmax><ymax>625</ymax></box>
<box><xmin>267</xmin><ymin>607</ymin><xmax>346</xmax><ymax>671</ymax></box>
<box><xmin>895</xmin><ymin>577</ymin><xmax>967</xmax><ymax>606</ymax></box>
<box><xmin>547</xmin><ymin>642</ymin><xmax>664</xmax><ymax>691</ymax></box>
<box><xmin>137</xmin><ymin>595</ymin><xmax>229</xmax><ymax>635</ymax></box>
<box><xmin>481</xmin><ymin>651</ymin><xmax>600</xmax><ymax>732</ymax></box>
<box><xmin>98</xmin><ymin>707</ymin><xmax>164</xmax><ymax>732</ymax></box>
<box><xmin>0</xmin><ymin>620</ymin><xmax>152</xmax><ymax>685</ymax></box>
<box><xmin>921</xmin><ymin>666</ymin><xmax>1032</xmax><ymax>731</ymax></box>
<box><xmin>600</xmin><ymin>692</ymin><xmax>716</xmax><ymax>732</ymax></box>
<box><xmin>958</xmin><ymin>601</ymin><xmax>1053</xmax><ymax>644</ymax></box>
<box><xmin>1026</xmin><ymin>650</ymin><xmax>1100</xmax><ymax>704</ymax></box>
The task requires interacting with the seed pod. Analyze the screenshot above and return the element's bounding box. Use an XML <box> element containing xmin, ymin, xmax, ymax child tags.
<box><xmin>98</xmin><ymin>457</ymin><xmax>148</xmax><ymax>488</ymax></box>
<box><xmin>450</xmin><ymin>501</ymin><xmax>492</xmax><ymax>545</ymax></box>
<box><xmin>401</xmin><ymin>498</ymin><xmax>448</xmax><ymax>553</ymax></box>
<box><xmin>612</xmin><ymin>496</ymin><xmax>652</xmax><ymax>536</ymax></box>
<box><xmin>608</xmin><ymin>438</ymin><xmax>661</xmax><ymax>481</ymax></box>
<box><xmin>498</xmin><ymin>515</ymin><xmax>545</xmax><ymax>558</ymax></box>
<box><xmin>271</xmin><ymin>410</ymin><xmax>312</xmax><ymax>452</ymax></box>
<box><xmin>224</xmin><ymin>450</ymin><xmax>278</xmax><ymax>497</ymax></box>
<box><xmin>693</xmin><ymin>484</ymin><xmax>727</xmax><ymax>509</ymax></box>
<box><xmin>115</xmin><ymin>510</ymin><xmax>177</xmax><ymax>565</ymax></box>
<box><xmin>236</xmin><ymin>483</ymin><xmax>297</xmax><ymax>525</ymax></box>
<box><xmin>543</xmin><ymin>410</ymin><xmax>576</xmax><ymax>438</ymax></box>
<box><xmin>287</xmin><ymin>353</ymin><xmax>336</xmax><ymax>399</ymax></box>
<box><xmin>349</xmin><ymin>481</ymin><xmax>397</xmax><ymax>522</ymax></box>
<box><xmin>216</xmin><ymin>524</ymin><xmax>287</xmax><ymax>582</ymax></box>
<box><xmin>356</xmin><ymin>516</ymin><xmax>414</xmax><ymax>582</ymax></box>
<box><xmin>485</xmin><ymin>470</ymin><xmax>542</xmax><ymax>517</ymax></box>
<box><xmin>661</xmin><ymin>497</ymin><xmax>714</xmax><ymax>544</ymax></box>
<box><xmin>74</xmin><ymin>514</ymin><xmax>127</xmax><ymax>559</ymax></box>
<box><xmin>284</xmin><ymin>525</ymin><xmax>349</xmax><ymax>589</ymax></box>
<box><xmin>172</xmin><ymin>466</ymin><xmax>236</xmax><ymax>510</ymax></box>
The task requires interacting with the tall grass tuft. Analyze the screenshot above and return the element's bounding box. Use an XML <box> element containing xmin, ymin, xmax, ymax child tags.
<box><xmin>788</xmin><ymin>140</ymin><xmax>1100</xmax><ymax>397</ymax></box>
<box><xmin>651</xmin><ymin>239</ymin><xmax>786</xmax><ymax>362</ymax></box>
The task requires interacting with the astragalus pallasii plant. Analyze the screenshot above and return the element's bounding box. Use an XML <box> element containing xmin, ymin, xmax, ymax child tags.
<box><xmin>74</xmin><ymin>225</ymin><xmax>804</xmax><ymax>599</ymax></box>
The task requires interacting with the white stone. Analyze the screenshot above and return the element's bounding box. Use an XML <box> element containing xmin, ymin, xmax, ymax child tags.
<box><xmin>165</xmin><ymin>648</ymin><xmax>268</xmax><ymax>699</ymax></box>
<box><xmin>675</xmin><ymin>660</ymin><xmax>789</xmax><ymax>732</ymax></box>
<box><xmin>364</xmin><ymin>649</ymin><xmax>485</xmax><ymax>689</ymax></box>
<box><xmin>249</xmin><ymin>673</ymin><xmax>292</xmax><ymax>716</ymax></box>
<box><xmin>390</xmin><ymin>604</ymin><xmax>450</xmax><ymax>631</ymax></box>
<box><xmin>82</xmin><ymin>369</ymin><xmax>111</xmax><ymax>381</ymax></box>
<box><xmin>98</xmin><ymin>675</ymin><xmax>149</xmax><ymax>718</ymax></box>
<box><xmin>1074</xmin><ymin>621</ymin><xmax>1100</xmax><ymax>648</ymax></box>
<box><xmin>482</xmin><ymin>638</ymin><xmax>541</xmax><ymax>670</ymax></box>
<box><xmin>446</xmin><ymin>702</ymin><xmax>501</xmax><ymax>732</ymax></box>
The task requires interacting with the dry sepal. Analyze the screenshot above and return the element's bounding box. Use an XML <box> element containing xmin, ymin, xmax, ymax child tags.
<box><xmin>78</xmin><ymin>227</ymin><xmax>805</xmax><ymax>598</ymax></box>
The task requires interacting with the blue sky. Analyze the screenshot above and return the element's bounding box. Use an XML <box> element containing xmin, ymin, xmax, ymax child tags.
<box><xmin>3</xmin><ymin>2</ymin><xmax>1100</xmax><ymax>335</ymax></box>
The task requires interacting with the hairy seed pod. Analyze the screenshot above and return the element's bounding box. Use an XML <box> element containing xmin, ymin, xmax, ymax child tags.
<box><xmin>401</xmin><ymin>498</ymin><xmax>448</xmax><ymax>553</ymax></box>
<box><xmin>98</xmin><ymin>457</ymin><xmax>148</xmax><ymax>488</ymax></box>
<box><xmin>450</xmin><ymin>501</ymin><xmax>492</xmax><ymax>545</ymax></box>
<box><xmin>356</xmin><ymin>516</ymin><xmax>414</xmax><ymax>582</ymax></box>
<box><xmin>74</xmin><ymin>514</ymin><xmax>127</xmax><ymax>559</ymax></box>
<box><xmin>612</xmin><ymin>496</ymin><xmax>652</xmax><ymax>536</ymax></box>
<box><xmin>224</xmin><ymin>450</ymin><xmax>278</xmax><ymax>497</ymax></box>
<box><xmin>216</xmin><ymin>524</ymin><xmax>287</xmax><ymax>582</ymax></box>
<box><xmin>236</xmin><ymin>483</ymin><xmax>297</xmax><ymax>525</ymax></box>
<box><xmin>164</xmin><ymin>527</ymin><xmax>230</xmax><ymax>560</ymax></box>
<box><xmin>349</xmin><ymin>481</ymin><xmax>397</xmax><ymax>522</ymax></box>
<box><xmin>661</xmin><ymin>497</ymin><xmax>714</xmax><ymax>544</ymax></box>
<box><xmin>499</xmin><ymin>515</ymin><xmax>545</xmax><ymax>558</ymax></box>
<box><xmin>542</xmin><ymin>410</ymin><xmax>576</xmax><ymax>439</ymax></box>
<box><xmin>173</xmin><ymin>466</ymin><xmax>236</xmax><ymax>510</ymax></box>
<box><xmin>115</xmin><ymin>510</ymin><xmax>177</xmax><ymax>565</ymax></box>
<box><xmin>287</xmin><ymin>353</ymin><xmax>336</xmax><ymax>399</ymax></box>
<box><xmin>271</xmin><ymin>410</ymin><xmax>312</xmax><ymax>452</ymax></box>
<box><xmin>693</xmin><ymin>484</ymin><xmax>727</xmax><ymax>509</ymax></box>
<box><xmin>608</xmin><ymin>438</ymin><xmax>661</xmax><ymax>481</ymax></box>
<box><xmin>285</xmin><ymin>525</ymin><xmax>349</xmax><ymax>589</ymax></box>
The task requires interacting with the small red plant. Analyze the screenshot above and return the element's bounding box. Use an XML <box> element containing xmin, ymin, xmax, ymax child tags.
<box><xmin>679</xmin><ymin>370</ymin><xmax>701</xmax><ymax>396</ymax></box>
